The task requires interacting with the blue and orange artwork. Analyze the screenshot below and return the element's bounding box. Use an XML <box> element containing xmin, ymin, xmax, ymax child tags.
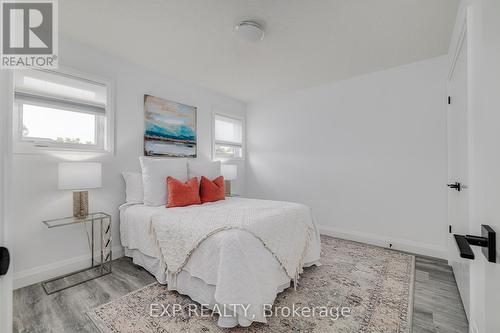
<box><xmin>144</xmin><ymin>95</ymin><xmax>197</xmax><ymax>157</ymax></box>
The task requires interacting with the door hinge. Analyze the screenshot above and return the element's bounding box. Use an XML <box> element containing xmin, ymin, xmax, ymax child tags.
<box><xmin>448</xmin><ymin>96</ymin><xmax>451</xmax><ymax>105</ymax></box>
<box><xmin>449</xmin><ymin>225</ymin><xmax>452</xmax><ymax>234</ymax></box>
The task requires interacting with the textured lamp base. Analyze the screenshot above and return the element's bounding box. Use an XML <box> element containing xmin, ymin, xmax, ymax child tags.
<box><xmin>224</xmin><ymin>180</ymin><xmax>231</xmax><ymax>196</ymax></box>
<box><xmin>73</xmin><ymin>191</ymin><xmax>89</xmax><ymax>218</ymax></box>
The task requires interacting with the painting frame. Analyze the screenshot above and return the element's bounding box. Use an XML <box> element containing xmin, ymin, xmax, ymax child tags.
<box><xmin>143</xmin><ymin>94</ymin><xmax>197</xmax><ymax>157</ymax></box>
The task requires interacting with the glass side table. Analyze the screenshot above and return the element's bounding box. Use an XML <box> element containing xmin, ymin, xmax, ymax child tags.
<box><xmin>41</xmin><ymin>212</ymin><xmax>112</xmax><ymax>294</ymax></box>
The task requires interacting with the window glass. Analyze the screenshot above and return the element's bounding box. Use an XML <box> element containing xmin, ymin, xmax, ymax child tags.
<box><xmin>22</xmin><ymin>104</ymin><xmax>97</xmax><ymax>145</ymax></box>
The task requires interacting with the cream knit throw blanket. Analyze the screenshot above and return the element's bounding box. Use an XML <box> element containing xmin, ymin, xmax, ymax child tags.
<box><xmin>150</xmin><ymin>198</ymin><xmax>314</xmax><ymax>288</ymax></box>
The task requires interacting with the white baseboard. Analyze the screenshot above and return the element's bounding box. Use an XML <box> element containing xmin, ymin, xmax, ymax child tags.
<box><xmin>14</xmin><ymin>246</ymin><xmax>124</xmax><ymax>290</ymax></box>
<box><xmin>14</xmin><ymin>227</ymin><xmax>447</xmax><ymax>289</ymax></box>
<box><xmin>318</xmin><ymin>224</ymin><xmax>448</xmax><ymax>260</ymax></box>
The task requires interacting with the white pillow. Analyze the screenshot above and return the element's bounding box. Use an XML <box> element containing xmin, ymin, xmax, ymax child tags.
<box><xmin>139</xmin><ymin>157</ymin><xmax>188</xmax><ymax>206</ymax></box>
<box><xmin>122</xmin><ymin>172</ymin><xmax>144</xmax><ymax>204</ymax></box>
<box><xmin>187</xmin><ymin>160</ymin><xmax>221</xmax><ymax>182</ymax></box>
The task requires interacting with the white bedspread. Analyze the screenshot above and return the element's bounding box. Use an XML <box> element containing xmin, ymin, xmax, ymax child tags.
<box><xmin>119</xmin><ymin>198</ymin><xmax>321</xmax><ymax>326</ymax></box>
<box><xmin>151</xmin><ymin>198</ymin><xmax>314</xmax><ymax>287</ymax></box>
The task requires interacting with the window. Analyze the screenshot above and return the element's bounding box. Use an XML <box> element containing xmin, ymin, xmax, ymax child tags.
<box><xmin>13</xmin><ymin>68</ymin><xmax>113</xmax><ymax>153</ymax></box>
<box><xmin>213</xmin><ymin>113</ymin><xmax>244</xmax><ymax>160</ymax></box>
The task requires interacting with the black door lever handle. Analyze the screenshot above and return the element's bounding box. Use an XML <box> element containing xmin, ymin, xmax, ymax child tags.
<box><xmin>0</xmin><ymin>247</ymin><xmax>9</xmax><ymax>276</ymax></box>
<box><xmin>447</xmin><ymin>182</ymin><xmax>461</xmax><ymax>191</ymax></box>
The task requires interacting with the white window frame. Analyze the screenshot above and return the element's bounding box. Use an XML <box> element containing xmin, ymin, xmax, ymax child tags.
<box><xmin>212</xmin><ymin>111</ymin><xmax>245</xmax><ymax>161</ymax></box>
<box><xmin>12</xmin><ymin>66</ymin><xmax>115</xmax><ymax>155</ymax></box>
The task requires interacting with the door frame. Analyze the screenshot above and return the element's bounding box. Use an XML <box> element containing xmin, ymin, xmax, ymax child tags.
<box><xmin>446</xmin><ymin>5</ymin><xmax>475</xmax><ymax>326</ymax></box>
<box><xmin>446</xmin><ymin>5</ymin><xmax>470</xmax><ymax>266</ymax></box>
<box><xmin>447</xmin><ymin>16</ymin><xmax>468</xmax><ymax>84</ymax></box>
<box><xmin>0</xmin><ymin>70</ymin><xmax>14</xmax><ymax>333</ymax></box>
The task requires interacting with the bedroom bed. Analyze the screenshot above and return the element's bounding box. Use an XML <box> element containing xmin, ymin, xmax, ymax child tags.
<box><xmin>119</xmin><ymin>196</ymin><xmax>321</xmax><ymax>328</ymax></box>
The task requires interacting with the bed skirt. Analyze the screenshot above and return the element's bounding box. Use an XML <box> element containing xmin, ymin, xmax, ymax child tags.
<box><xmin>124</xmin><ymin>248</ymin><xmax>293</xmax><ymax>327</ymax></box>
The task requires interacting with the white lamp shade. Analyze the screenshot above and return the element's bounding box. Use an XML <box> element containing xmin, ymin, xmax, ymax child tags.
<box><xmin>58</xmin><ymin>162</ymin><xmax>102</xmax><ymax>190</ymax></box>
<box><xmin>221</xmin><ymin>164</ymin><xmax>237</xmax><ymax>181</ymax></box>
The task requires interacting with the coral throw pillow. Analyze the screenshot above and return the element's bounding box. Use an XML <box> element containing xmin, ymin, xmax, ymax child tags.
<box><xmin>200</xmin><ymin>176</ymin><xmax>225</xmax><ymax>203</ymax></box>
<box><xmin>166</xmin><ymin>176</ymin><xmax>201</xmax><ymax>208</ymax></box>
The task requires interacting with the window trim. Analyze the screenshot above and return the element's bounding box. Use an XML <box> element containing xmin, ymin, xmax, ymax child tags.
<box><xmin>12</xmin><ymin>66</ymin><xmax>115</xmax><ymax>155</ymax></box>
<box><xmin>212</xmin><ymin>111</ymin><xmax>245</xmax><ymax>161</ymax></box>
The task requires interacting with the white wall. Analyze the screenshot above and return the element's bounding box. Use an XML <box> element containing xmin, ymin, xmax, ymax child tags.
<box><xmin>455</xmin><ymin>1</ymin><xmax>500</xmax><ymax>332</ymax></box>
<box><xmin>246</xmin><ymin>56</ymin><xmax>448</xmax><ymax>258</ymax></box>
<box><xmin>11</xmin><ymin>38</ymin><xmax>246</xmax><ymax>288</ymax></box>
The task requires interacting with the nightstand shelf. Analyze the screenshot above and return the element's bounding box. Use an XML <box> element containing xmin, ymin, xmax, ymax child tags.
<box><xmin>41</xmin><ymin>212</ymin><xmax>112</xmax><ymax>294</ymax></box>
<box><xmin>43</xmin><ymin>212</ymin><xmax>110</xmax><ymax>228</ymax></box>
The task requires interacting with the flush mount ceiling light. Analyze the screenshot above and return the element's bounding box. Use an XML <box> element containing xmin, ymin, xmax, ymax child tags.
<box><xmin>234</xmin><ymin>20</ymin><xmax>265</xmax><ymax>42</ymax></box>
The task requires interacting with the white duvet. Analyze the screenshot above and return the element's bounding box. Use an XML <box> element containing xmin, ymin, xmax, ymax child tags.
<box><xmin>119</xmin><ymin>197</ymin><xmax>321</xmax><ymax>326</ymax></box>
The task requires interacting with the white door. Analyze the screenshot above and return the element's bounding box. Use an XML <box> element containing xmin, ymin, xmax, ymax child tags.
<box><xmin>0</xmin><ymin>158</ymin><xmax>12</xmax><ymax>333</ymax></box>
<box><xmin>447</xmin><ymin>34</ymin><xmax>470</xmax><ymax>319</ymax></box>
<box><xmin>0</xmin><ymin>71</ymin><xmax>13</xmax><ymax>333</ymax></box>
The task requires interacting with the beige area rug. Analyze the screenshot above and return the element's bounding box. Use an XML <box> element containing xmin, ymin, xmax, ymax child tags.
<box><xmin>88</xmin><ymin>236</ymin><xmax>415</xmax><ymax>332</ymax></box>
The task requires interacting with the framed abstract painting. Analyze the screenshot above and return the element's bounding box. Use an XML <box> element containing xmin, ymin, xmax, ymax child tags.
<box><xmin>143</xmin><ymin>95</ymin><xmax>197</xmax><ymax>157</ymax></box>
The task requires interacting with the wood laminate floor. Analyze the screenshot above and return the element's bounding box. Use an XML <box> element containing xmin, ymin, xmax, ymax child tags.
<box><xmin>412</xmin><ymin>256</ymin><xmax>469</xmax><ymax>333</ymax></box>
<box><xmin>13</xmin><ymin>256</ymin><xmax>468</xmax><ymax>333</ymax></box>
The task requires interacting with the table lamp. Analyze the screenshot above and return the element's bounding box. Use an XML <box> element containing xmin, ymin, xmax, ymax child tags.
<box><xmin>221</xmin><ymin>164</ymin><xmax>237</xmax><ymax>196</ymax></box>
<box><xmin>58</xmin><ymin>162</ymin><xmax>102</xmax><ymax>218</ymax></box>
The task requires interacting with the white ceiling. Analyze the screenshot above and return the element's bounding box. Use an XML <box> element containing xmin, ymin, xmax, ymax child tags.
<box><xmin>60</xmin><ymin>0</ymin><xmax>459</xmax><ymax>102</ymax></box>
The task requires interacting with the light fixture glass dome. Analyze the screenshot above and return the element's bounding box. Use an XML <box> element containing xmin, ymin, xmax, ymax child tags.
<box><xmin>234</xmin><ymin>20</ymin><xmax>265</xmax><ymax>42</ymax></box>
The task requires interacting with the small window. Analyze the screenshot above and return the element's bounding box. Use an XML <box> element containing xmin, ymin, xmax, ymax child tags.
<box><xmin>213</xmin><ymin>113</ymin><xmax>244</xmax><ymax>160</ymax></box>
<box><xmin>13</xmin><ymin>68</ymin><xmax>113</xmax><ymax>153</ymax></box>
